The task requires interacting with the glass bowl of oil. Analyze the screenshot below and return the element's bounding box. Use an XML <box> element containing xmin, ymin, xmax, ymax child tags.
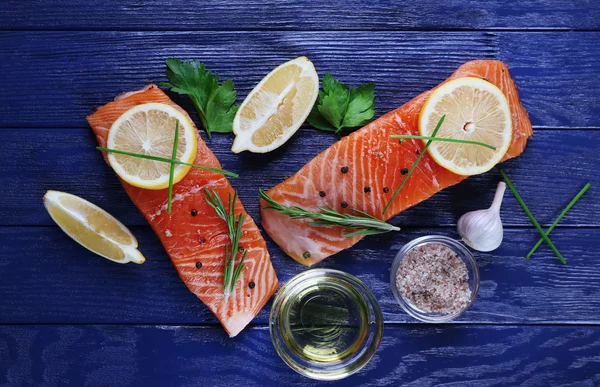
<box><xmin>269</xmin><ymin>268</ymin><xmax>383</xmax><ymax>380</ymax></box>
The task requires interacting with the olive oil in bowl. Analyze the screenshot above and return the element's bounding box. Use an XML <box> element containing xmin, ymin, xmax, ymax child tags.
<box><xmin>270</xmin><ymin>269</ymin><xmax>383</xmax><ymax>380</ymax></box>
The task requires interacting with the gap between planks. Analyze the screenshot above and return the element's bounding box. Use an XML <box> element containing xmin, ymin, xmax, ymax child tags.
<box><xmin>1</xmin><ymin>27</ymin><xmax>598</xmax><ymax>33</ymax></box>
<box><xmin>1</xmin><ymin>322</ymin><xmax>600</xmax><ymax>327</ymax></box>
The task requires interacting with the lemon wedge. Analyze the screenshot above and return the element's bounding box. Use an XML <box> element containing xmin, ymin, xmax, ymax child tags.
<box><xmin>419</xmin><ymin>77</ymin><xmax>512</xmax><ymax>176</ymax></box>
<box><xmin>231</xmin><ymin>56</ymin><xmax>319</xmax><ymax>153</ymax></box>
<box><xmin>107</xmin><ymin>103</ymin><xmax>197</xmax><ymax>189</ymax></box>
<box><xmin>43</xmin><ymin>190</ymin><xmax>145</xmax><ymax>264</ymax></box>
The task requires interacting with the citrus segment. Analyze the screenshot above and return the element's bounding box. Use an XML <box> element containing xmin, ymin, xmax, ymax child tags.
<box><xmin>43</xmin><ymin>190</ymin><xmax>145</xmax><ymax>264</ymax></box>
<box><xmin>419</xmin><ymin>77</ymin><xmax>512</xmax><ymax>176</ymax></box>
<box><xmin>232</xmin><ymin>57</ymin><xmax>319</xmax><ymax>153</ymax></box>
<box><xmin>107</xmin><ymin>102</ymin><xmax>197</xmax><ymax>189</ymax></box>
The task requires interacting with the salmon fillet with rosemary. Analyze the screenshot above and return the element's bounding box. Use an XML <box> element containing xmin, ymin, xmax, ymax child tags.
<box><xmin>261</xmin><ymin>60</ymin><xmax>533</xmax><ymax>266</ymax></box>
<box><xmin>88</xmin><ymin>84</ymin><xmax>279</xmax><ymax>337</ymax></box>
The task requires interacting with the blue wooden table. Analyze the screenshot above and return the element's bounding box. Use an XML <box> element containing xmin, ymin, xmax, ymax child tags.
<box><xmin>1</xmin><ymin>1</ymin><xmax>600</xmax><ymax>385</ymax></box>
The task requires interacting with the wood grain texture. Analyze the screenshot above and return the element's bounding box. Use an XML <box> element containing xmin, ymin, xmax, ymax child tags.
<box><xmin>1</xmin><ymin>324</ymin><xmax>599</xmax><ymax>386</ymax></box>
<box><xmin>2</xmin><ymin>227</ymin><xmax>599</xmax><ymax>325</ymax></box>
<box><xmin>0</xmin><ymin>32</ymin><xmax>599</xmax><ymax>128</ymax></box>
<box><xmin>1</xmin><ymin>0</ymin><xmax>599</xmax><ymax>31</ymax></box>
<box><xmin>2</xmin><ymin>2</ymin><xmax>600</xmax><ymax>384</ymax></box>
<box><xmin>1</xmin><ymin>128</ymin><xmax>596</xmax><ymax>227</ymax></box>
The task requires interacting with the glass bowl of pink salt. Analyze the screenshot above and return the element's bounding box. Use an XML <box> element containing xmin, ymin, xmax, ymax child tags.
<box><xmin>390</xmin><ymin>235</ymin><xmax>479</xmax><ymax>323</ymax></box>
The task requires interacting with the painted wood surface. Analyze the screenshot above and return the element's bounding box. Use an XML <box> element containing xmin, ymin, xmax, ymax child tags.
<box><xmin>0</xmin><ymin>128</ymin><xmax>597</xmax><ymax>227</ymax></box>
<box><xmin>2</xmin><ymin>0</ymin><xmax>600</xmax><ymax>30</ymax></box>
<box><xmin>2</xmin><ymin>325</ymin><xmax>600</xmax><ymax>387</ymax></box>
<box><xmin>2</xmin><ymin>0</ymin><xmax>600</xmax><ymax>385</ymax></box>
<box><xmin>0</xmin><ymin>32</ymin><xmax>599</xmax><ymax>128</ymax></box>
<box><xmin>1</xmin><ymin>227</ymin><xmax>599</xmax><ymax>325</ymax></box>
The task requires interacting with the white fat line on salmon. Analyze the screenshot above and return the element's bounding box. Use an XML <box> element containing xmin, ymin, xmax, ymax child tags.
<box><xmin>150</xmin><ymin>184</ymin><xmax>224</xmax><ymax>220</ymax></box>
<box><xmin>351</xmin><ymin>136</ymin><xmax>358</xmax><ymax>208</ymax></box>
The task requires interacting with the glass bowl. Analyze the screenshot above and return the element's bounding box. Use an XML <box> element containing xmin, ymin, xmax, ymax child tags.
<box><xmin>390</xmin><ymin>235</ymin><xmax>479</xmax><ymax>323</ymax></box>
<box><xmin>270</xmin><ymin>269</ymin><xmax>383</xmax><ymax>380</ymax></box>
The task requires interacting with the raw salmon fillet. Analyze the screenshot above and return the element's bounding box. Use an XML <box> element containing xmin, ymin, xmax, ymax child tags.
<box><xmin>261</xmin><ymin>60</ymin><xmax>533</xmax><ymax>266</ymax></box>
<box><xmin>88</xmin><ymin>85</ymin><xmax>279</xmax><ymax>337</ymax></box>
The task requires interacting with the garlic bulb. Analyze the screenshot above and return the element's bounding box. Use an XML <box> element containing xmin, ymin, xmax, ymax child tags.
<box><xmin>457</xmin><ymin>181</ymin><xmax>506</xmax><ymax>252</ymax></box>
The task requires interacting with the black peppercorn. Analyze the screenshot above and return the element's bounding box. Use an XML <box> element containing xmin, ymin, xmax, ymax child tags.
<box><xmin>190</xmin><ymin>209</ymin><xmax>198</xmax><ymax>216</ymax></box>
<box><xmin>319</xmin><ymin>191</ymin><xmax>326</xmax><ymax>197</ymax></box>
<box><xmin>238</xmin><ymin>246</ymin><xmax>244</xmax><ymax>253</ymax></box>
<box><xmin>198</xmin><ymin>236</ymin><xmax>206</xmax><ymax>244</ymax></box>
<box><xmin>364</xmin><ymin>186</ymin><xmax>371</xmax><ymax>193</ymax></box>
<box><xmin>303</xmin><ymin>251</ymin><xmax>311</xmax><ymax>259</ymax></box>
<box><xmin>341</xmin><ymin>201</ymin><xmax>348</xmax><ymax>208</ymax></box>
<box><xmin>341</xmin><ymin>166</ymin><xmax>349</xmax><ymax>174</ymax></box>
<box><xmin>383</xmin><ymin>187</ymin><xmax>389</xmax><ymax>193</ymax></box>
<box><xmin>248</xmin><ymin>281</ymin><xmax>255</xmax><ymax>289</ymax></box>
<box><xmin>195</xmin><ymin>262</ymin><xmax>203</xmax><ymax>269</ymax></box>
<box><xmin>401</xmin><ymin>168</ymin><xmax>409</xmax><ymax>175</ymax></box>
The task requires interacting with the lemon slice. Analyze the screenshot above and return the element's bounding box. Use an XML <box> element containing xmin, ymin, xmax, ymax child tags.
<box><xmin>231</xmin><ymin>56</ymin><xmax>319</xmax><ymax>153</ymax></box>
<box><xmin>419</xmin><ymin>77</ymin><xmax>512</xmax><ymax>176</ymax></box>
<box><xmin>107</xmin><ymin>102</ymin><xmax>197</xmax><ymax>189</ymax></box>
<box><xmin>43</xmin><ymin>190</ymin><xmax>145</xmax><ymax>264</ymax></box>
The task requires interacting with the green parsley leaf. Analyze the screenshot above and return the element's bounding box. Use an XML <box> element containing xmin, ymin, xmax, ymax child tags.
<box><xmin>307</xmin><ymin>73</ymin><xmax>375</xmax><ymax>135</ymax></box>
<box><xmin>161</xmin><ymin>58</ymin><xmax>239</xmax><ymax>138</ymax></box>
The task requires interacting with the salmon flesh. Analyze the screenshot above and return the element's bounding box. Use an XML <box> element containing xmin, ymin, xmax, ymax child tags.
<box><xmin>261</xmin><ymin>60</ymin><xmax>533</xmax><ymax>266</ymax></box>
<box><xmin>88</xmin><ymin>85</ymin><xmax>279</xmax><ymax>337</ymax></box>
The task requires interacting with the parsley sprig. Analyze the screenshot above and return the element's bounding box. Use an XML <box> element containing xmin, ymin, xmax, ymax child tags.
<box><xmin>307</xmin><ymin>73</ymin><xmax>375</xmax><ymax>135</ymax></box>
<box><xmin>161</xmin><ymin>58</ymin><xmax>239</xmax><ymax>138</ymax></box>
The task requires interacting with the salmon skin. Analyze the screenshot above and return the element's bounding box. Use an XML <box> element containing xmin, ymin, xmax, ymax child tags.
<box><xmin>261</xmin><ymin>60</ymin><xmax>533</xmax><ymax>266</ymax></box>
<box><xmin>88</xmin><ymin>85</ymin><xmax>279</xmax><ymax>337</ymax></box>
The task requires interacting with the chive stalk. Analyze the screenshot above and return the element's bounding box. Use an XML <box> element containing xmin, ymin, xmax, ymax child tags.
<box><xmin>167</xmin><ymin>121</ymin><xmax>180</xmax><ymax>214</ymax></box>
<box><xmin>390</xmin><ymin>134</ymin><xmax>496</xmax><ymax>150</ymax></box>
<box><xmin>526</xmin><ymin>183</ymin><xmax>591</xmax><ymax>259</ymax></box>
<box><xmin>383</xmin><ymin>115</ymin><xmax>446</xmax><ymax>215</ymax></box>
<box><xmin>500</xmin><ymin>170</ymin><xmax>566</xmax><ymax>264</ymax></box>
<box><xmin>97</xmin><ymin>147</ymin><xmax>238</xmax><ymax>178</ymax></box>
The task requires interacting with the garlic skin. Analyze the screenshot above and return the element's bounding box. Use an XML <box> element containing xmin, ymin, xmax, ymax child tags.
<box><xmin>457</xmin><ymin>181</ymin><xmax>507</xmax><ymax>252</ymax></box>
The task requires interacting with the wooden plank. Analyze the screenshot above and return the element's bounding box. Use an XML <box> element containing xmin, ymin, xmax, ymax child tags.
<box><xmin>1</xmin><ymin>324</ymin><xmax>599</xmax><ymax>386</ymax></box>
<box><xmin>1</xmin><ymin>128</ymin><xmax>596</xmax><ymax>227</ymax></box>
<box><xmin>1</xmin><ymin>227</ymin><xmax>599</xmax><ymax>325</ymax></box>
<box><xmin>0</xmin><ymin>32</ymin><xmax>599</xmax><ymax>128</ymax></box>
<box><xmin>2</xmin><ymin>0</ymin><xmax>599</xmax><ymax>31</ymax></box>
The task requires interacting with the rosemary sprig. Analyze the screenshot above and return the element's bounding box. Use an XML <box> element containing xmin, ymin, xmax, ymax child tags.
<box><xmin>382</xmin><ymin>115</ymin><xmax>446</xmax><ymax>214</ymax></box>
<box><xmin>526</xmin><ymin>183</ymin><xmax>591</xmax><ymax>259</ymax></box>
<box><xmin>97</xmin><ymin>147</ymin><xmax>239</xmax><ymax>178</ymax></box>
<box><xmin>204</xmin><ymin>188</ymin><xmax>247</xmax><ymax>303</ymax></box>
<box><xmin>259</xmin><ymin>189</ymin><xmax>400</xmax><ymax>238</ymax></box>
<box><xmin>167</xmin><ymin>121</ymin><xmax>179</xmax><ymax>214</ymax></box>
<box><xmin>500</xmin><ymin>170</ymin><xmax>566</xmax><ymax>264</ymax></box>
<box><xmin>390</xmin><ymin>134</ymin><xmax>496</xmax><ymax>150</ymax></box>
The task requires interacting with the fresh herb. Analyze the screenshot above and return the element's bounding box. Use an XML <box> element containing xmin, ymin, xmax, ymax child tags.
<box><xmin>259</xmin><ymin>189</ymin><xmax>400</xmax><ymax>238</ymax></box>
<box><xmin>526</xmin><ymin>183</ymin><xmax>591</xmax><ymax>259</ymax></box>
<box><xmin>204</xmin><ymin>188</ymin><xmax>247</xmax><ymax>303</ymax></box>
<box><xmin>382</xmin><ymin>115</ymin><xmax>446</xmax><ymax>214</ymax></box>
<box><xmin>307</xmin><ymin>73</ymin><xmax>375</xmax><ymax>135</ymax></box>
<box><xmin>98</xmin><ymin>122</ymin><xmax>238</xmax><ymax>214</ymax></box>
<box><xmin>97</xmin><ymin>147</ymin><xmax>238</xmax><ymax>178</ymax></box>
<box><xmin>161</xmin><ymin>58</ymin><xmax>239</xmax><ymax>138</ymax></box>
<box><xmin>166</xmin><ymin>121</ymin><xmax>180</xmax><ymax>214</ymax></box>
<box><xmin>390</xmin><ymin>134</ymin><xmax>497</xmax><ymax>151</ymax></box>
<box><xmin>500</xmin><ymin>170</ymin><xmax>566</xmax><ymax>264</ymax></box>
